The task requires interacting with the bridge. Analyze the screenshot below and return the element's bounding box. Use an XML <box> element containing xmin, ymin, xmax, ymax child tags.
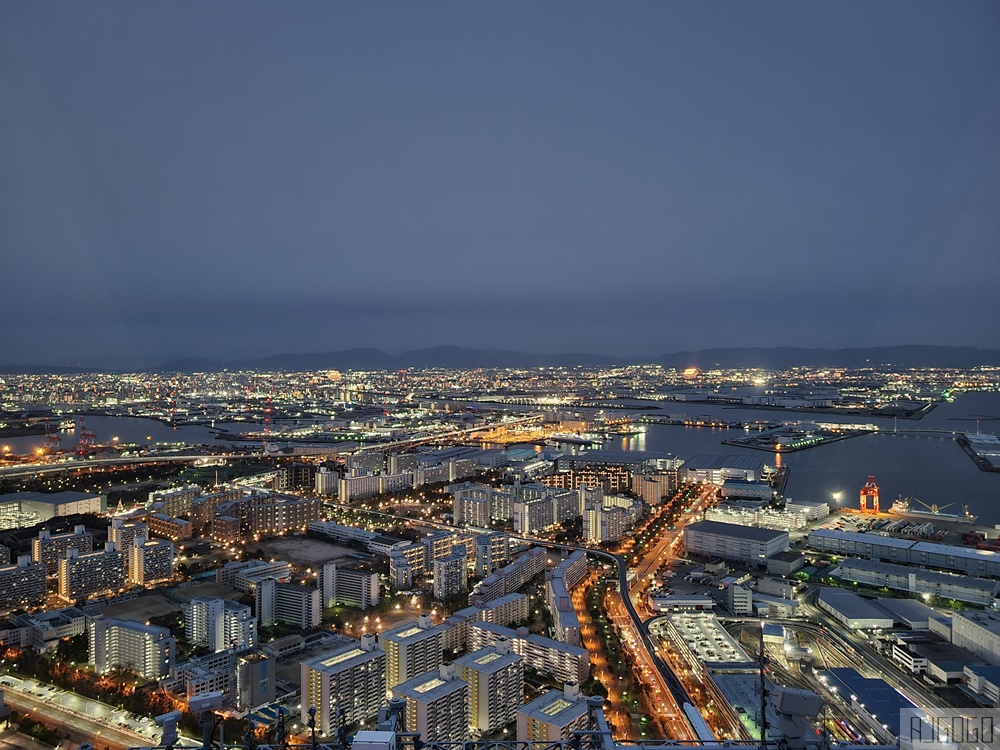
<box><xmin>0</xmin><ymin>414</ymin><xmax>544</xmax><ymax>479</ymax></box>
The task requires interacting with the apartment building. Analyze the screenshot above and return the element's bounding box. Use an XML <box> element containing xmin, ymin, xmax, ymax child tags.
<box><xmin>57</xmin><ymin>543</ymin><xmax>127</xmax><ymax>601</ymax></box>
<box><xmin>89</xmin><ymin>616</ymin><xmax>176</xmax><ymax>680</ymax></box>
<box><xmin>300</xmin><ymin>635</ymin><xmax>387</xmax><ymax>734</ymax></box>
<box><xmin>392</xmin><ymin>663</ymin><xmax>470</xmax><ymax>743</ymax></box>
<box><xmin>380</xmin><ymin>615</ymin><xmax>442</xmax><ymax>688</ymax></box>
<box><xmin>32</xmin><ymin>525</ymin><xmax>94</xmax><ymax>575</ymax></box>
<box><xmin>184</xmin><ymin>596</ymin><xmax>257</xmax><ymax>652</ymax></box>
<box><xmin>318</xmin><ymin>562</ymin><xmax>380</xmax><ymax>610</ymax></box>
<box><xmin>517</xmin><ymin>683</ymin><xmax>592</xmax><ymax>742</ymax></box>
<box><xmin>468</xmin><ymin>622</ymin><xmax>589</xmax><ymax>685</ymax></box>
<box><xmin>128</xmin><ymin>538</ymin><xmax>174</xmax><ymax>585</ymax></box>
<box><xmin>433</xmin><ymin>547</ymin><xmax>468</xmax><ymax>601</ymax></box>
<box><xmin>455</xmin><ymin>640</ymin><xmax>524</xmax><ymax>733</ymax></box>
<box><xmin>257</xmin><ymin>578</ymin><xmax>321</xmax><ymax>629</ymax></box>
<box><xmin>0</xmin><ymin>556</ymin><xmax>48</xmax><ymax>610</ymax></box>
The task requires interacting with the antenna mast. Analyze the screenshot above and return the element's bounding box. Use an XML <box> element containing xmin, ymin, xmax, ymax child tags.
<box><xmin>759</xmin><ymin>620</ymin><xmax>769</xmax><ymax>750</ymax></box>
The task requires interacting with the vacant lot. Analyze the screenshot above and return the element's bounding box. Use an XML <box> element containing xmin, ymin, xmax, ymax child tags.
<box><xmin>247</xmin><ymin>537</ymin><xmax>364</xmax><ymax>567</ymax></box>
<box><xmin>101</xmin><ymin>593</ymin><xmax>180</xmax><ymax>620</ymax></box>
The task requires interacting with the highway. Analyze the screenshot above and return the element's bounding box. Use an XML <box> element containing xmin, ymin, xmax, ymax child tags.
<box><xmin>0</xmin><ymin>676</ymin><xmax>161</xmax><ymax>750</ymax></box>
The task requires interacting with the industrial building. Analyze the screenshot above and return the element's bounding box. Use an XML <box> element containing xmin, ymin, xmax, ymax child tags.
<box><xmin>816</xmin><ymin>588</ymin><xmax>893</xmax><ymax>630</ymax></box>
<box><xmin>817</xmin><ymin>668</ymin><xmax>917</xmax><ymax>742</ymax></box>
<box><xmin>832</xmin><ymin>558</ymin><xmax>1000</xmax><ymax>606</ymax></box>
<box><xmin>682</xmin><ymin>520</ymin><xmax>789</xmax><ymax>566</ymax></box>
<box><xmin>516</xmin><ymin>683</ymin><xmax>592</xmax><ymax>742</ymax></box>
<box><xmin>8</xmin><ymin>491</ymin><xmax>104</xmax><ymax>523</ymax></box>
<box><xmin>808</xmin><ymin>528</ymin><xmax>1000</xmax><ymax>577</ymax></box>
<box><xmin>300</xmin><ymin>635</ymin><xmax>387</xmax><ymax>734</ymax></box>
<box><xmin>949</xmin><ymin>610</ymin><xmax>1000</xmax><ymax>664</ymax></box>
<box><xmin>681</xmin><ymin>455</ymin><xmax>768</xmax><ymax>484</ymax></box>
<box><xmin>454</xmin><ymin>640</ymin><xmax>524</xmax><ymax>734</ymax></box>
<box><xmin>392</xmin><ymin>663</ymin><xmax>470</xmax><ymax>743</ymax></box>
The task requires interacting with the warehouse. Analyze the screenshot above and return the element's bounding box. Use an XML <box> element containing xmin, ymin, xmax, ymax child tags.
<box><xmin>683</xmin><ymin>520</ymin><xmax>789</xmax><ymax>567</ymax></box>
<box><xmin>816</xmin><ymin>588</ymin><xmax>893</xmax><ymax>630</ymax></box>
<box><xmin>809</xmin><ymin>528</ymin><xmax>1000</xmax><ymax>577</ymax></box>
<box><xmin>832</xmin><ymin>557</ymin><xmax>1000</xmax><ymax>606</ymax></box>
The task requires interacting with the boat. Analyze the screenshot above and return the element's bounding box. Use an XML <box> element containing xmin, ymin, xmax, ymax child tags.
<box><xmin>889</xmin><ymin>495</ymin><xmax>977</xmax><ymax>523</ymax></box>
<box><xmin>58</xmin><ymin>419</ymin><xmax>76</xmax><ymax>430</ymax></box>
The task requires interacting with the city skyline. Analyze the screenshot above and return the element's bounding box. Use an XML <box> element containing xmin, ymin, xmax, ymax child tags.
<box><xmin>3</xmin><ymin>1</ymin><xmax>999</xmax><ymax>365</ymax></box>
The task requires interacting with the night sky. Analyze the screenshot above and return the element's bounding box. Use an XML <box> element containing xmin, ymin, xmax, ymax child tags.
<box><xmin>2</xmin><ymin>2</ymin><xmax>999</xmax><ymax>367</ymax></box>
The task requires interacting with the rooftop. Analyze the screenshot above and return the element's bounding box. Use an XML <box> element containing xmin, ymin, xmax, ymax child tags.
<box><xmin>683</xmin><ymin>455</ymin><xmax>767</xmax><ymax>472</ymax></box>
<box><xmin>519</xmin><ymin>688</ymin><xmax>588</xmax><ymax>724</ymax></box>
<box><xmin>685</xmin><ymin>519</ymin><xmax>789</xmax><ymax>543</ymax></box>
<box><xmin>818</xmin><ymin>667</ymin><xmax>917</xmax><ymax>737</ymax></box>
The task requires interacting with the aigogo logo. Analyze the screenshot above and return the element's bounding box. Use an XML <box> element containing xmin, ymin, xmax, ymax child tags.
<box><xmin>901</xmin><ymin>708</ymin><xmax>1000</xmax><ymax>750</ymax></box>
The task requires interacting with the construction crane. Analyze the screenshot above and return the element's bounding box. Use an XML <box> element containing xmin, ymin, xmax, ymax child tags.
<box><xmin>859</xmin><ymin>475</ymin><xmax>879</xmax><ymax>514</ymax></box>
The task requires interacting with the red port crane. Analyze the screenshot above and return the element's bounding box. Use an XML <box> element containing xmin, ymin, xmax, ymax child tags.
<box><xmin>859</xmin><ymin>475</ymin><xmax>880</xmax><ymax>514</ymax></box>
<box><xmin>43</xmin><ymin>418</ymin><xmax>62</xmax><ymax>451</ymax></box>
<box><xmin>78</xmin><ymin>416</ymin><xmax>98</xmax><ymax>452</ymax></box>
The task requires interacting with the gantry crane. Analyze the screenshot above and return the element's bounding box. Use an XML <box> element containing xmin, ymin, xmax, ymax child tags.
<box><xmin>859</xmin><ymin>475</ymin><xmax>879</xmax><ymax>514</ymax></box>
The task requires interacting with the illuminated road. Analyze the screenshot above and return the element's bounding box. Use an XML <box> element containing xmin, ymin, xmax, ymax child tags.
<box><xmin>318</xmin><ymin>501</ymin><xmax>697</xmax><ymax>740</ymax></box>
<box><xmin>573</xmin><ymin>571</ymin><xmax>640</xmax><ymax>736</ymax></box>
<box><xmin>1</xmin><ymin>679</ymin><xmax>159</xmax><ymax>750</ymax></box>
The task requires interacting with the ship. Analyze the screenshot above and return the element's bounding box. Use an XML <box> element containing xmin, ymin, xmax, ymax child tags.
<box><xmin>889</xmin><ymin>495</ymin><xmax>977</xmax><ymax>523</ymax></box>
<box><xmin>58</xmin><ymin>419</ymin><xmax>76</xmax><ymax>430</ymax></box>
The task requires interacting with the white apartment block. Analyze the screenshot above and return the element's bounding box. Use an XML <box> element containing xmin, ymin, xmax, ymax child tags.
<box><xmin>300</xmin><ymin>634</ymin><xmax>386</xmax><ymax>734</ymax></box>
<box><xmin>455</xmin><ymin>640</ymin><xmax>524</xmax><ymax>733</ymax></box>
<box><xmin>257</xmin><ymin>578</ymin><xmax>321</xmax><ymax>629</ymax></box>
<box><xmin>392</xmin><ymin>663</ymin><xmax>470</xmax><ymax>743</ymax></box>
<box><xmin>89</xmin><ymin>616</ymin><xmax>176</xmax><ymax>680</ymax></box>
<box><xmin>184</xmin><ymin>596</ymin><xmax>257</xmax><ymax>652</ymax></box>
<box><xmin>318</xmin><ymin>562</ymin><xmax>380</xmax><ymax>610</ymax></box>
<box><xmin>217</xmin><ymin>559</ymin><xmax>293</xmax><ymax>591</ymax></box>
<box><xmin>379</xmin><ymin>615</ymin><xmax>442</xmax><ymax>688</ymax></box>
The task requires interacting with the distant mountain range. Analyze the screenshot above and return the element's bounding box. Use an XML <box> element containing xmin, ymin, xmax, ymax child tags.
<box><xmin>3</xmin><ymin>344</ymin><xmax>999</xmax><ymax>374</ymax></box>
